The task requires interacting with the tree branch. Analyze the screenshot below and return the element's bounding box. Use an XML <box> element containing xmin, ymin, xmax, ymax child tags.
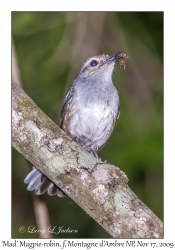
<box><xmin>12</xmin><ymin>79</ymin><xmax>163</xmax><ymax>238</ymax></box>
<box><xmin>32</xmin><ymin>195</ymin><xmax>52</xmax><ymax>238</ymax></box>
<box><xmin>12</xmin><ymin>39</ymin><xmax>22</xmax><ymax>86</ymax></box>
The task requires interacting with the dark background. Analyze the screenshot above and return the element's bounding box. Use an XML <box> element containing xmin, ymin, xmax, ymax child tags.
<box><xmin>12</xmin><ymin>12</ymin><xmax>163</xmax><ymax>238</ymax></box>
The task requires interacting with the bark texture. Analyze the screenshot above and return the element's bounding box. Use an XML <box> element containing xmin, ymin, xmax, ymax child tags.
<box><xmin>12</xmin><ymin>79</ymin><xmax>163</xmax><ymax>238</ymax></box>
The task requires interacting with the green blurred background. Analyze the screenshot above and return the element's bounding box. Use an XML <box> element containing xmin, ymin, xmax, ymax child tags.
<box><xmin>12</xmin><ymin>12</ymin><xmax>163</xmax><ymax>238</ymax></box>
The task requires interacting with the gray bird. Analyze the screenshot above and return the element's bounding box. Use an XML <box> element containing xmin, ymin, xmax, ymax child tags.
<box><xmin>24</xmin><ymin>51</ymin><xmax>128</xmax><ymax>197</ymax></box>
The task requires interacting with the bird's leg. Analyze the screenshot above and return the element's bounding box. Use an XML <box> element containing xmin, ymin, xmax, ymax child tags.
<box><xmin>90</xmin><ymin>148</ymin><xmax>101</xmax><ymax>160</ymax></box>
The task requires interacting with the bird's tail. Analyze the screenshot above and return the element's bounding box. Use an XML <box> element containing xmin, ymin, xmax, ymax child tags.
<box><xmin>24</xmin><ymin>167</ymin><xmax>65</xmax><ymax>197</ymax></box>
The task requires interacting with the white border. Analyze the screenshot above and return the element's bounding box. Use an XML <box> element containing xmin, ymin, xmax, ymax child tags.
<box><xmin>1</xmin><ymin>0</ymin><xmax>175</xmax><ymax>244</ymax></box>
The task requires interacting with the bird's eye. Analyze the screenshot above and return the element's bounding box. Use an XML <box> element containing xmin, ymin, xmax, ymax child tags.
<box><xmin>90</xmin><ymin>60</ymin><xmax>98</xmax><ymax>67</ymax></box>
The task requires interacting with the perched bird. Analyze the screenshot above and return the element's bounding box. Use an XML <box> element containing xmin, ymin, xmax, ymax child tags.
<box><xmin>24</xmin><ymin>51</ymin><xmax>128</xmax><ymax>197</ymax></box>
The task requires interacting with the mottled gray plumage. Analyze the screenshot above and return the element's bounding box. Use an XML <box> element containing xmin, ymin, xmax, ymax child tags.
<box><xmin>24</xmin><ymin>52</ymin><xmax>127</xmax><ymax>197</ymax></box>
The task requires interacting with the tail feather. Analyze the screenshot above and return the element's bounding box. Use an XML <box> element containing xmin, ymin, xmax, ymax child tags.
<box><xmin>24</xmin><ymin>167</ymin><xmax>42</xmax><ymax>191</ymax></box>
<box><xmin>35</xmin><ymin>177</ymin><xmax>51</xmax><ymax>195</ymax></box>
<box><xmin>24</xmin><ymin>167</ymin><xmax>66</xmax><ymax>197</ymax></box>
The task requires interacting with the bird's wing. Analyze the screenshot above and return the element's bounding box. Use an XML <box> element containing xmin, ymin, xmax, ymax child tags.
<box><xmin>60</xmin><ymin>81</ymin><xmax>77</xmax><ymax>129</ymax></box>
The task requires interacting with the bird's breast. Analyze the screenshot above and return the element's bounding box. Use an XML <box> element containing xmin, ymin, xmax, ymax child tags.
<box><xmin>66</xmin><ymin>84</ymin><xmax>120</xmax><ymax>149</ymax></box>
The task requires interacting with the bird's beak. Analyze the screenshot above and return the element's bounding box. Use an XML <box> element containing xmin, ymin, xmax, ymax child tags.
<box><xmin>105</xmin><ymin>52</ymin><xmax>123</xmax><ymax>63</ymax></box>
<box><xmin>103</xmin><ymin>51</ymin><xmax>129</xmax><ymax>69</ymax></box>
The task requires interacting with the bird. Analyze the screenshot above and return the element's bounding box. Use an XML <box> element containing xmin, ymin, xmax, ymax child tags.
<box><xmin>24</xmin><ymin>51</ymin><xmax>128</xmax><ymax>197</ymax></box>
